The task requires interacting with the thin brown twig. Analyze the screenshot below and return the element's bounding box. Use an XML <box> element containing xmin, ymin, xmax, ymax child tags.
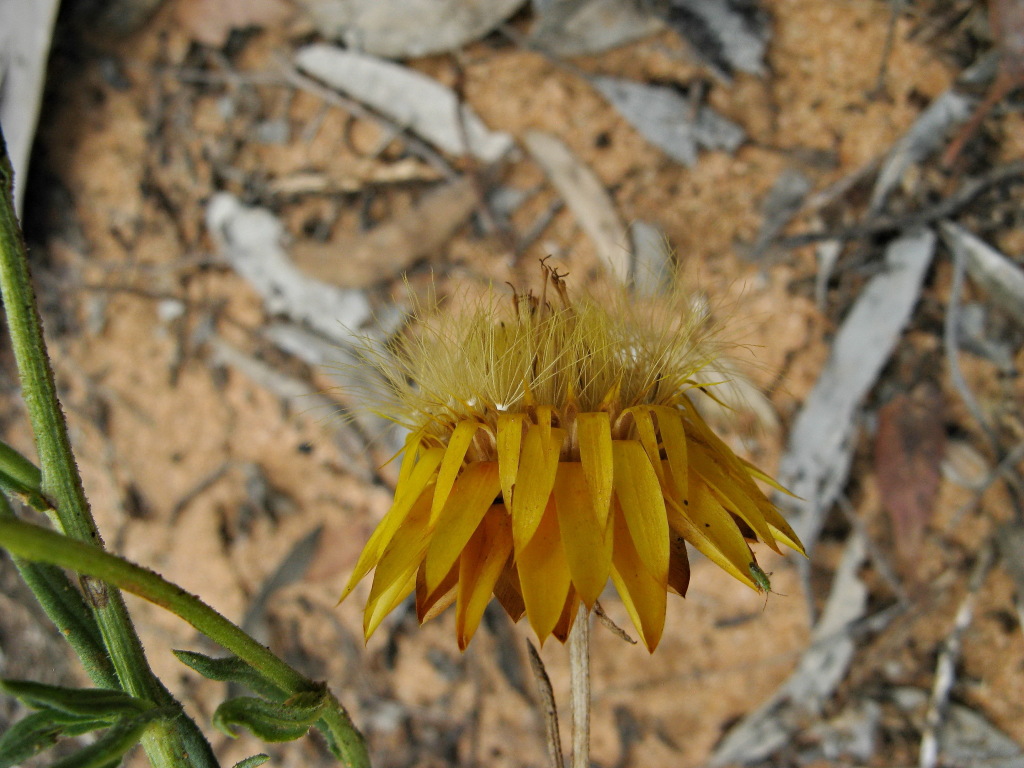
<box><xmin>952</xmin><ymin>439</ymin><xmax>1024</xmax><ymax>525</ymax></box>
<box><xmin>868</xmin><ymin>0</ymin><xmax>906</xmax><ymax>99</ymax></box>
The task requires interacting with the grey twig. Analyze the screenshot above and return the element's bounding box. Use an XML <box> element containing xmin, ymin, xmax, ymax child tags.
<box><xmin>919</xmin><ymin>543</ymin><xmax>995</xmax><ymax>768</ymax></box>
<box><xmin>775</xmin><ymin>162</ymin><xmax>1024</xmax><ymax>249</ymax></box>
<box><xmin>568</xmin><ymin>604</ymin><xmax>591</xmax><ymax>768</ymax></box>
<box><xmin>944</xmin><ymin>236</ymin><xmax>1024</xmax><ymax>518</ymax></box>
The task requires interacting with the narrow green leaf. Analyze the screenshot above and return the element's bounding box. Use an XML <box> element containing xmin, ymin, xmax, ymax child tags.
<box><xmin>0</xmin><ymin>708</ymin><xmax>167</xmax><ymax>768</ymax></box>
<box><xmin>49</xmin><ymin>710</ymin><xmax>170</xmax><ymax>768</ymax></box>
<box><xmin>213</xmin><ymin>690</ymin><xmax>330</xmax><ymax>742</ymax></box>
<box><xmin>3</xmin><ymin>561</ymin><xmax>117</xmax><ymax>687</ymax></box>
<box><xmin>233</xmin><ymin>755</ymin><xmax>271</xmax><ymax>768</ymax></box>
<box><xmin>0</xmin><ymin>710</ymin><xmax>62</xmax><ymax>768</ymax></box>
<box><xmin>172</xmin><ymin>650</ymin><xmax>285</xmax><ymax>699</ymax></box>
<box><xmin>0</xmin><ymin>679</ymin><xmax>153</xmax><ymax>720</ymax></box>
<box><xmin>0</xmin><ymin>494</ymin><xmax>116</xmax><ymax>688</ymax></box>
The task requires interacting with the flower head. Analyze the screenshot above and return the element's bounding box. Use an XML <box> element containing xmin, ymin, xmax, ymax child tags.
<box><xmin>341</xmin><ymin>264</ymin><xmax>804</xmax><ymax>651</ymax></box>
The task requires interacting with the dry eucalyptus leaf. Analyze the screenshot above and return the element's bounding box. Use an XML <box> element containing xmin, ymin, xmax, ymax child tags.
<box><xmin>295</xmin><ymin>45</ymin><xmax>514</xmax><ymax>163</ymax></box>
<box><xmin>523</xmin><ymin>130</ymin><xmax>630</xmax><ymax>281</ymax></box>
<box><xmin>290</xmin><ymin>176</ymin><xmax>480</xmax><ymax>289</ymax></box>
<box><xmin>868</xmin><ymin>91</ymin><xmax>974</xmax><ymax>216</ymax></box>
<box><xmin>778</xmin><ymin>228</ymin><xmax>937</xmax><ymax>553</ymax></box>
<box><xmin>592</xmin><ymin>76</ymin><xmax>744</xmax><ymax>166</ymax></box>
<box><xmin>530</xmin><ymin>0</ymin><xmax>664</xmax><ymax>56</ymax></box>
<box><xmin>206</xmin><ymin>192</ymin><xmax>372</xmax><ymax>345</ymax></box>
<box><xmin>0</xmin><ymin>0</ymin><xmax>59</xmax><ymax>213</ymax></box>
<box><xmin>297</xmin><ymin>0</ymin><xmax>526</xmax><ymax>58</ymax></box>
<box><xmin>942</xmin><ymin>438</ymin><xmax>991</xmax><ymax>490</ymax></box>
<box><xmin>874</xmin><ymin>386</ymin><xmax>945</xmax><ymax>572</ymax></box>
<box><xmin>662</xmin><ymin>0</ymin><xmax>771</xmax><ymax>79</ymax></box>
<box><xmin>941</xmin><ymin>221</ymin><xmax>1024</xmax><ymax>327</ymax></box>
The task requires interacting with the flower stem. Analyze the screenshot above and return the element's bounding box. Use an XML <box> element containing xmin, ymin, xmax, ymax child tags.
<box><xmin>0</xmin><ymin>514</ymin><xmax>370</xmax><ymax>768</ymax></box>
<box><xmin>568</xmin><ymin>603</ymin><xmax>591</xmax><ymax>768</ymax></box>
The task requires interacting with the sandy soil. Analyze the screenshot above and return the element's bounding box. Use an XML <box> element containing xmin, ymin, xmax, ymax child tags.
<box><xmin>3</xmin><ymin>1</ymin><xmax>1024</xmax><ymax>766</ymax></box>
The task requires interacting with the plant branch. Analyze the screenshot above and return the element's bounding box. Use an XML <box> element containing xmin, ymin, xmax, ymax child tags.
<box><xmin>0</xmin><ymin>125</ymin><xmax>211</xmax><ymax>766</ymax></box>
<box><xmin>0</xmin><ymin>514</ymin><xmax>370</xmax><ymax>768</ymax></box>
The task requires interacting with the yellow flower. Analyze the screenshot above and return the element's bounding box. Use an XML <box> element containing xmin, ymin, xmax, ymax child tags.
<box><xmin>340</xmin><ymin>265</ymin><xmax>804</xmax><ymax>652</ymax></box>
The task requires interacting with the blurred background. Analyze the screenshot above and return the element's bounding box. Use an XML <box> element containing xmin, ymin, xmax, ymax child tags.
<box><xmin>1</xmin><ymin>0</ymin><xmax>1023</xmax><ymax>766</ymax></box>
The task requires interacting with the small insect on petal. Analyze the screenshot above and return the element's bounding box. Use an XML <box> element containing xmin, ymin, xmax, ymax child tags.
<box><xmin>749</xmin><ymin>561</ymin><xmax>772</xmax><ymax>592</ymax></box>
<box><xmin>748</xmin><ymin>561</ymin><xmax>786</xmax><ymax>610</ymax></box>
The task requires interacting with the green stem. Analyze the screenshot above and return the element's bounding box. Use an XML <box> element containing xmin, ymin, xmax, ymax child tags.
<box><xmin>0</xmin><ymin>515</ymin><xmax>370</xmax><ymax>768</ymax></box>
<box><xmin>0</xmin><ymin>126</ymin><xmax>207</xmax><ymax>766</ymax></box>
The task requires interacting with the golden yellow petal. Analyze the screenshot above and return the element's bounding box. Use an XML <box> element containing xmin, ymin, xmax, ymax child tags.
<box><xmin>363</xmin><ymin>492</ymin><xmax>434</xmax><ymax>638</ymax></box>
<box><xmin>431</xmin><ymin>419</ymin><xmax>481</xmax><ymax>523</ymax></box>
<box><xmin>340</xmin><ymin>446</ymin><xmax>443</xmax><ymax>601</ymax></box>
<box><xmin>652</xmin><ymin>405</ymin><xmax>689</xmax><ymax>504</ymax></box>
<box><xmin>416</xmin><ymin>560</ymin><xmax>458</xmax><ymax>623</ymax></box>
<box><xmin>663</xmin><ymin>469</ymin><xmax>755</xmax><ymax>588</ymax></box>
<box><xmin>456</xmin><ymin>506</ymin><xmax>514</xmax><ymax>650</ymax></box>
<box><xmin>611</xmin><ymin>440</ymin><xmax>669</xmax><ymax>587</ymax></box>
<box><xmin>609</xmin><ymin>500</ymin><xmax>666</xmax><ymax>652</ymax></box>
<box><xmin>576</xmin><ymin>411</ymin><xmax>614</xmax><ymax>529</ymax></box>
<box><xmin>766</xmin><ymin>520</ymin><xmax>805</xmax><ymax>556</ymax></box>
<box><xmin>535</xmin><ymin>404</ymin><xmax>554</xmax><ymax>442</ymax></box>
<box><xmin>734</xmin><ymin>458</ymin><xmax>805</xmax><ymax>554</ymax></box>
<box><xmin>497</xmin><ymin>413</ymin><xmax>526</xmax><ymax>508</ymax></box>
<box><xmin>629</xmin><ymin>406</ymin><xmax>665</xmax><ymax>484</ymax></box>
<box><xmin>395</xmin><ymin>430</ymin><xmax>424</xmax><ymax>491</ymax></box>
<box><xmin>364</xmin><ymin>569</ymin><xmax>416</xmax><ymax>640</ymax></box>
<box><xmin>686</xmin><ymin>439</ymin><xmax>780</xmax><ymax>554</ymax></box>
<box><xmin>423</xmin><ymin>461</ymin><xmax>501</xmax><ymax>594</ymax></box>
<box><xmin>511</xmin><ymin>425</ymin><xmax>564</xmax><ymax>551</ymax></box>
<box><xmin>738</xmin><ymin>456</ymin><xmax>797</xmax><ymax>497</ymax></box>
<box><xmin>365</xmin><ymin>488</ymin><xmax>433</xmax><ymax>612</ymax></box>
<box><xmin>679</xmin><ymin>399</ymin><xmax>786</xmax><ymax>553</ymax></box>
<box><xmin>553</xmin><ymin>462</ymin><xmax>613</xmax><ymax>607</ymax></box>
<box><xmin>517</xmin><ymin>497</ymin><xmax>572</xmax><ymax>644</ymax></box>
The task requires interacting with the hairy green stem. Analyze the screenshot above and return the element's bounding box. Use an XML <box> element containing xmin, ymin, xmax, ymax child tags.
<box><xmin>0</xmin><ymin>515</ymin><xmax>370</xmax><ymax>768</ymax></box>
<box><xmin>0</xmin><ymin>126</ymin><xmax>209</xmax><ymax>766</ymax></box>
